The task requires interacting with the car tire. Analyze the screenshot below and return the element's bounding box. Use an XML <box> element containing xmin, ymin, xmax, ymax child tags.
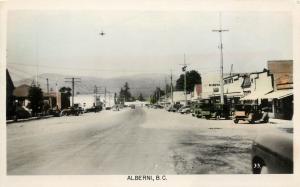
<box><xmin>263</xmin><ymin>116</ymin><xmax>269</xmax><ymax>123</ymax></box>
<box><xmin>252</xmin><ymin>158</ymin><xmax>266</xmax><ymax>174</ymax></box>
<box><xmin>234</xmin><ymin>119</ymin><xmax>239</xmax><ymax>124</ymax></box>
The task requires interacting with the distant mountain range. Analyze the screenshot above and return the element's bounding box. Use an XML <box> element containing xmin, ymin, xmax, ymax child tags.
<box><xmin>13</xmin><ymin>73</ymin><xmax>172</xmax><ymax>98</ymax></box>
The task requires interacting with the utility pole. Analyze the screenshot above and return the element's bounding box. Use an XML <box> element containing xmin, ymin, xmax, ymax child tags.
<box><xmin>180</xmin><ymin>54</ymin><xmax>189</xmax><ymax>106</ymax></box>
<box><xmin>55</xmin><ymin>80</ymin><xmax>59</xmax><ymax>109</ymax></box>
<box><xmin>108</xmin><ymin>92</ymin><xmax>111</xmax><ymax>107</ymax></box>
<box><xmin>104</xmin><ymin>87</ymin><xmax>107</xmax><ymax>108</ymax></box>
<box><xmin>165</xmin><ymin>77</ymin><xmax>167</xmax><ymax>103</ymax></box>
<box><xmin>46</xmin><ymin>78</ymin><xmax>52</xmax><ymax>107</ymax></box>
<box><xmin>64</xmin><ymin>77</ymin><xmax>81</xmax><ymax>107</ymax></box>
<box><xmin>230</xmin><ymin>64</ymin><xmax>233</xmax><ymax>76</ymax></box>
<box><xmin>212</xmin><ymin>12</ymin><xmax>229</xmax><ymax>105</ymax></box>
<box><xmin>35</xmin><ymin>21</ymin><xmax>39</xmax><ymax>87</ymax></box>
<box><xmin>170</xmin><ymin>70</ymin><xmax>174</xmax><ymax>104</ymax></box>
<box><xmin>46</xmin><ymin>78</ymin><xmax>49</xmax><ymax>93</ymax></box>
<box><xmin>94</xmin><ymin>86</ymin><xmax>97</xmax><ymax>105</ymax></box>
<box><xmin>94</xmin><ymin>85</ymin><xmax>100</xmax><ymax>106</ymax></box>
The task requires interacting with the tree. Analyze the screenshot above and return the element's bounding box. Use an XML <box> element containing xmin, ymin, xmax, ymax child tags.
<box><xmin>59</xmin><ymin>87</ymin><xmax>72</xmax><ymax>109</ymax></box>
<box><xmin>28</xmin><ymin>86</ymin><xmax>44</xmax><ymax>116</ymax></box>
<box><xmin>138</xmin><ymin>93</ymin><xmax>145</xmax><ymax>101</ymax></box>
<box><xmin>118</xmin><ymin>82</ymin><xmax>132</xmax><ymax>102</ymax></box>
<box><xmin>123</xmin><ymin>82</ymin><xmax>132</xmax><ymax>101</ymax></box>
<box><xmin>150</xmin><ymin>87</ymin><xmax>165</xmax><ymax>104</ymax></box>
<box><xmin>175</xmin><ymin>70</ymin><xmax>202</xmax><ymax>92</ymax></box>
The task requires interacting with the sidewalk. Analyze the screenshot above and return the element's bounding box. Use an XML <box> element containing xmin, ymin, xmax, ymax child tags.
<box><xmin>269</xmin><ymin>118</ymin><xmax>293</xmax><ymax>125</ymax></box>
<box><xmin>6</xmin><ymin>115</ymin><xmax>54</xmax><ymax>125</ymax></box>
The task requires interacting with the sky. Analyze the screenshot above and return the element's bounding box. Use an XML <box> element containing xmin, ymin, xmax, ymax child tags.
<box><xmin>7</xmin><ymin>10</ymin><xmax>292</xmax><ymax>81</ymax></box>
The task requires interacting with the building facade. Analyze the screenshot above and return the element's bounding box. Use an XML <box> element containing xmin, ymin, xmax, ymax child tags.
<box><xmin>264</xmin><ymin>60</ymin><xmax>293</xmax><ymax>120</ymax></box>
<box><xmin>201</xmin><ymin>73</ymin><xmax>220</xmax><ymax>99</ymax></box>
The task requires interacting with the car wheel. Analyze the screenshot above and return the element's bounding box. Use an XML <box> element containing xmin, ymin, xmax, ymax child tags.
<box><xmin>263</xmin><ymin>116</ymin><xmax>269</xmax><ymax>123</ymax></box>
<box><xmin>234</xmin><ymin>119</ymin><xmax>239</xmax><ymax>124</ymax></box>
<box><xmin>252</xmin><ymin>158</ymin><xmax>266</xmax><ymax>174</ymax></box>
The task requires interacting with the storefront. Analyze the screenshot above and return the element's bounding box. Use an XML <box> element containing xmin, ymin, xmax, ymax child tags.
<box><xmin>262</xmin><ymin>89</ymin><xmax>293</xmax><ymax>120</ymax></box>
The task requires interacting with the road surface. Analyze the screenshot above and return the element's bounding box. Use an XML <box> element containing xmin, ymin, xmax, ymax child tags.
<box><xmin>7</xmin><ymin>107</ymin><xmax>291</xmax><ymax>175</ymax></box>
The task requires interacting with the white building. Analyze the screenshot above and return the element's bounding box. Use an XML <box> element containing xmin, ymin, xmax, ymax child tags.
<box><xmin>168</xmin><ymin>91</ymin><xmax>191</xmax><ymax>104</ymax></box>
<box><xmin>73</xmin><ymin>94</ymin><xmax>98</xmax><ymax>110</ymax></box>
<box><xmin>240</xmin><ymin>70</ymin><xmax>274</xmax><ymax>102</ymax></box>
<box><xmin>223</xmin><ymin>74</ymin><xmax>244</xmax><ymax>98</ymax></box>
<box><xmin>201</xmin><ymin>73</ymin><xmax>220</xmax><ymax>99</ymax></box>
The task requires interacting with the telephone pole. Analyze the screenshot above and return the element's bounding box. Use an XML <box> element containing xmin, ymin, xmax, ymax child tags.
<box><xmin>46</xmin><ymin>78</ymin><xmax>49</xmax><ymax>93</ymax></box>
<box><xmin>170</xmin><ymin>70</ymin><xmax>174</xmax><ymax>104</ymax></box>
<box><xmin>108</xmin><ymin>92</ymin><xmax>111</xmax><ymax>107</ymax></box>
<box><xmin>180</xmin><ymin>54</ymin><xmax>189</xmax><ymax>105</ymax></box>
<box><xmin>46</xmin><ymin>78</ymin><xmax>52</xmax><ymax>107</ymax></box>
<box><xmin>64</xmin><ymin>77</ymin><xmax>81</xmax><ymax>107</ymax></box>
<box><xmin>55</xmin><ymin>80</ymin><xmax>59</xmax><ymax>109</ymax></box>
<box><xmin>212</xmin><ymin>12</ymin><xmax>229</xmax><ymax>105</ymax></box>
<box><xmin>165</xmin><ymin>77</ymin><xmax>167</xmax><ymax>102</ymax></box>
<box><xmin>104</xmin><ymin>87</ymin><xmax>107</xmax><ymax>107</ymax></box>
<box><xmin>230</xmin><ymin>64</ymin><xmax>233</xmax><ymax>76</ymax></box>
<box><xmin>94</xmin><ymin>85</ymin><xmax>101</xmax><ymax>106</ymax></box>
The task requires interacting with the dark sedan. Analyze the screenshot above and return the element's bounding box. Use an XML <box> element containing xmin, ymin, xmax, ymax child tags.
<box><xmin>251</xmin><ymin>128</ymin><xmax>293</xmax><ymax>174</ymax></box>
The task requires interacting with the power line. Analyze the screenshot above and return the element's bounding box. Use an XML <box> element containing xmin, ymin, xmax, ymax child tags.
<box><xmin>7</xmin><ymin>62</ymin><xmax>219</xmax><ymax>74</ymax></box>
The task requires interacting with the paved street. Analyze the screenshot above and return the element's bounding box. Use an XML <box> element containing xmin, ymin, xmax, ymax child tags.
<box><xmin>7</xmin><ymin>107</ymin><xmax>292</xmax><ymax>175</ymax></box>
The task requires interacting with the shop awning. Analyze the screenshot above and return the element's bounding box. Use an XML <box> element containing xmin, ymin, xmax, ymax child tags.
<box><xmin>261</xmin><ymin>89</ymin><xmax>293</xmax><ymax>99</ymax></box>
<box><xmin>240</xmin><ymin>92</ymin><xmax>268</xmax><ymax>101</ymax></box>
<box><xmin>225</xmin><ymin>92</ymin><xmax>244</xmax><ymax>97</ymax></box>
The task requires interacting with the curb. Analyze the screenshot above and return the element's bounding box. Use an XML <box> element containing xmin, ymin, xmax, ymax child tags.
<box><xmin>6</xmin><ymin>115</ymin><xmax>54</xmax><ymax>125</ymax></box>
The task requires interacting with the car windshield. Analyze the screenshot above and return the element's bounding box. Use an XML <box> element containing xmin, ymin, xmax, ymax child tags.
<box><xmin>201</xmin><ymin>104</ymin><xmax>210</xmax><ymax>110</ymax></box>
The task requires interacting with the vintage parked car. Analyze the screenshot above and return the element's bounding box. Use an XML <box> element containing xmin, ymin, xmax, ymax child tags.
<box><xmin>181</xmin><ymin>107</ymin><xmax>191</xmax><ymax>114</ymax></box>
<box><xmin>61</xmin><ymin>105</ymin><xmax>82</xmax><ymax>116</ymax></box>
<box><xmin>153</xmin><ymin>104</ymin><xmax>164</xmax><ymax>109</ymax></box>
<box><xmin>166</xmin><ymin>104</ymin><xmax>173</xmax><ymax>111</ymax></box>
<box><xmin>252</xmin><ymin>129</ymin><xmax>293</xmax><ymax>174</ymax></box>
<box><xmin>85</xmin><ymin>105</ymin><xmax>102</xmax><ymax>113</ymax></box>
<box><xmin>201</xmin><ymin>103</ymin><xmax>230</xmax><ymax>120</ymax></box>
<box><xmin>178</xmin><ymin>105</ymin><xmax>191</xmax><ymax>114</ymax></box>
<box><xmin>210</xmin><ymin>103</ymin><xmax>230</xmax><ymax>120</ymax></box>
<box><xmin>177</xmin><ymin>105</ymin><xmax>190</xmax><ymax>113</ymax></box>
<box><xmin>192</xmin><ymin>103</ymin><xmax>203</xmax><ymax>118</ymax></box>
<box><xmin>233</xmin><ymin>104</ymin><xmax>269</xmax><ymax>124</ymax></box>
<box><xmin>14</xmin><ymin>106</ymin><xmax>31</xmax><ymax>121</ymax></box>
<box><xmin>167</xmin><ymin>103</ymin><xmax>182</xmax><ymax>112</ymax></box>
<box><xmin>49</xmin><ymin>107</ymin><xmax>62</xmax><ymax>117</ymax></box>
<box><xmin>190</xmin><ymin>102</ymin><xmax>197</xmax><ymax>114</ymax></box>
<box><xmin>105</xmin><ymin>106</ymin><xmax>112</xmax><ymax>110</ymax></box>
<box><xmin>112</xmin><ymin>105</ymin><xmax>120</xmax><ymax>111</ymax></box>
